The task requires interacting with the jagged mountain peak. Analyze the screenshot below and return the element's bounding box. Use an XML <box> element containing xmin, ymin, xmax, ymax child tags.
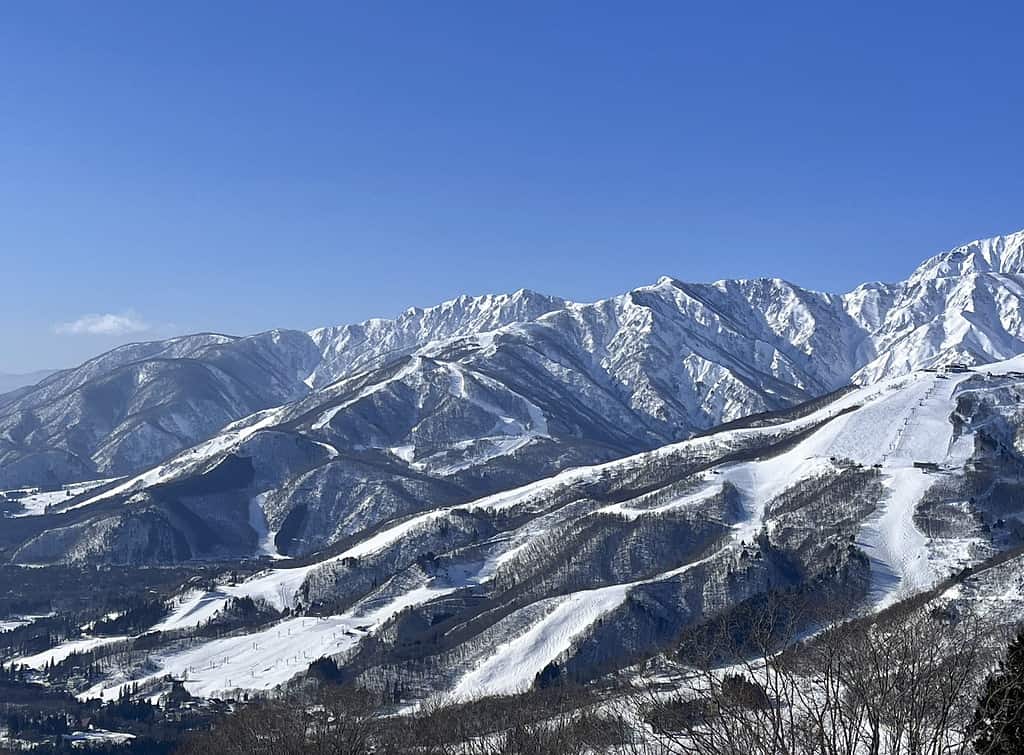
<box><xmin>908</xmin><ymin>229</ymin><xmax>1024</xmax><ymax>282</ymax></box>
<box><xmin>305</xmin><ymin>287</ymin><xmax>568</xmax><ymax>388</ymax></box>
<box><xmin>847</xmin><ymin>230</ymin><xmax>1024</xmax><ymax>384</ymax></box>
<box><xmin>8</xmin><ymin>227</ymin><xmax>1024</xmax><ymax>490</ymax></box>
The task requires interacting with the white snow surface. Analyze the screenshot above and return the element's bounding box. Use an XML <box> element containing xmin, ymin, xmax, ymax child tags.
<box><xmin>83</xmin><ymin>585</ymin><xmax>457</xmax><ymax>701</ymax></box>
<box><xmin>248</xmin><ymin>493</ymin><xmax>284</xmax><ymax>560</ymax></box>
<box><xmin>64</xmin><ymin>730</ymin><xmax>135</xmax><ymax>745</ymax></box>
<box><xmin>150</xmin><ymin>590</ymin><xmax>232</xmax><ymax>633</ymax></box>
<box><xmin>2</xmin><ymin>478</ymin><xmax>119</xmax><ymax>517</ymax></box>
<box><xmin>858</xmin><ymin>468</ymin><xmax>936</xmax><ymax>607</ymax></box>
<box><xmin>7</xmin><ymin>636</ymin><xmax>128</xmax><ymax>670</ymax></box>
<box><xmin>450</xmin><ymin>587</ymin><xmax>629</xmax><ymax>699</ymax></box>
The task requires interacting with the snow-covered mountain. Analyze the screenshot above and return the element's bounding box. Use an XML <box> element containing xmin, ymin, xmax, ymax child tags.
<box><xmin>3</xmin><ymin>229</ymin><xmax>1024</xmax><ymax>563</ymax></box>
<box><xmin>854</xmin><ymin>230</ymin><xmax>1024</xmax><ymax>381</ymax></box>
<box><xmin>17</xmin><ymin>353</ymin><xmax>1024</xmax><ymax>706</ymax></box>
<box><xmin>306</xmin><ymin>289</ymin><xmax>568</xmax><ymax>388</ymax></box>
<box><xmin>8</xmin><ymin>228</ymin><xmax>1024</xmax><ymax>708</ymax></box>
<box><xmin>0</xmin><ymin>293</ymin><xmax>573</xmax><ymax>489</ymax></box>
<box><xmin>2</xmin><ymin>229</ymin><xmax>1024</xmax><ymax>491</ymax></box>
<box><xmin>0</xmin><ymin>331</ymin><xmax>321</xmax><ymax>488</ymax></box>
<box><xmin>4</xmin><ymin>228</ymin><xmax>1024</xmax><ymax>524</ymax></box>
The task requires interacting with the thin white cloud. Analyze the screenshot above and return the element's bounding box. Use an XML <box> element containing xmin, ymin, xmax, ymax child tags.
<box><xmin>54</xmin><ymin>311</ymin><xmax>152</xmax><ymax>337</ymax></box>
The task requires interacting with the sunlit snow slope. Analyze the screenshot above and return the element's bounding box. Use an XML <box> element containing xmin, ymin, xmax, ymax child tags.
<box><xmin>59</xmin><ymin>355</ymin><xmax>1024</xmax><ymax>703</ymax></box>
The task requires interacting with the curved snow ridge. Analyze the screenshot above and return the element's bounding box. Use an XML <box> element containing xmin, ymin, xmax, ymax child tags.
<box><xmin>336</xmin><ymin>510</ymin><xmax>449</xmax><ymax>561</ymax></box>
<box><xmin>69</xmin><ymin>404</ymin><xmax>293</xmax><ymax>510</ymax></box>
<box><xmin>152</xmin><ymin>589</ymin><xmax>233</xmax><ymax>633</ymax></box>
<box><xmin>595</xmin><ymin>482</ymin><xmax>723</xmax><ymax>520</ymax></box>
<box><xmin>311</xmin><ymin>357</ymin><xmax>423</xmax><ymax>430</ymax></box>
<box><xmin>311</xmin><ymin>440</ymin><xmax>340</xmax><ymax>459</ymax></box>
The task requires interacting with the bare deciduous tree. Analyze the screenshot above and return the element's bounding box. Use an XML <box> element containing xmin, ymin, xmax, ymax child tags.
<box><xmin>630</xmin><ymin>600</ymin><xmax>1001</xmax><ymax>755</ymax></box>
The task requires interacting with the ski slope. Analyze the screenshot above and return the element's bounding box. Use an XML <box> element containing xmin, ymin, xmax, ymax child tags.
<box><xmin>858</xmin><ymin>468</ymin><xmax>936</xmax><ymax>607</ymax></box>
<box><xmin>71</xmin><ymin>364</ymin><xmax>1003</xmax><ymax>701</ymax></box>
<box><xmin>8</xmin><ymin>635</ymin><xmax>128</xmax><ymax>670</ymax></box>
<box><xmin>455</xmin><ymin>367</ymin><xmax>983</xmax><ymax>693</ymax></box>
<box><xmin>82</xmin><ymin>584</ymin><xmax>457</xmax><ymax>701</ymax></box>
<box><xmin>450</xmin><ymin>587</ymin><xmax>629</xmax><ymax>699</ymax></box>
<box><xmin>2</xmin><ymin>478</ymin><xmax>119</xmax><ymax>518</ymax></box>
<box><xmin>853</xmin><ymin>371</ymin><xmax>974</xmax><ymax>607</ymax></box>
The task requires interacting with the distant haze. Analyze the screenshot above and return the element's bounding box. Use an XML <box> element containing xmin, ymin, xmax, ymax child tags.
<box><xmin>0</xmin><ymin>370</ymin><xmax>57</xmax><ymax>395</ymax></box>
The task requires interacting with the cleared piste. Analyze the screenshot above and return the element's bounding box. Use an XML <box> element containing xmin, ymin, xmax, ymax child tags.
<box><xmin>71</xmin><ymin>359</ymin><xmax>1013</xmax><ymax>701</ymax></box>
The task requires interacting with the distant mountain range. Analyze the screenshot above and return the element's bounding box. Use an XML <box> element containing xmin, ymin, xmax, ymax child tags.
<box><xmin>6</xmin><ymin>228</ymin><xmax>1024</xmax><ymax>706</ymax></box>
<box><xmin>2</xmin><ymin>230</ymin><xmax>1024</xmax><ymax>494</ymax></box>
<box><xmin>3</xmin><ymin>227</ymin><xmax>1024</xmax><ymax>563</ymax></box>
<box><xmin>0</xmin><ymin>369</ymin><xmax>57</xmax><ymax>396</ymax></box>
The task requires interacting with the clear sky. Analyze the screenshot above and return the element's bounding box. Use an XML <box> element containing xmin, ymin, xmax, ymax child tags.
<box><xmin>2</xmin><ymin>2</ymin><xmax>1023</xmax><ymax>372</ymax></box>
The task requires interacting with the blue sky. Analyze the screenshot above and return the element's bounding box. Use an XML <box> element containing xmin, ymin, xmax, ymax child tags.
<box><xmin>2</xmin><ymin>2</ymin><xmax>1023</xmax><ymax>372</ymax></box>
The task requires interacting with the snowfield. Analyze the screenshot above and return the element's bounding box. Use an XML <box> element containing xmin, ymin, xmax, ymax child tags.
<box><xmin>450</xmin><ymin>587</ymin><xmax>629</xmax><ymax>699</ymax></box>
<box><xmin>858</xmin><ymin>468</ymin><xmax>936</xmax><ymax>607</ymax></box>
<box><xmin>82</xmin><ymin>585</ymin><xmax>458</xmax><ymax>701</ymax></box>
<box><xmin>2</xmin><ymin>478</ymin><xmax>120</xmax><ymax>518</ymax></box>
<box><xmin>8</xmin><ymin>636</ymin><xmax>129</xmax><ymax>670</ymax></box>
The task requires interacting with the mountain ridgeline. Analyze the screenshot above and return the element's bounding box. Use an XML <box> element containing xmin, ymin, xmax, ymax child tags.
<box><xmin>3</xmin><ymin>230</ymin><xmax>1024</xmax><ymax>494</ymax></box>
<box><xmin>2</xmin><ymin>231</ymin><xmax>1024</xmax><ymax>562</ymax></box>
<box><xmin>6</xmin><ymin>229</ymin><xmax>1024</xmax><ymax>712</ymax></box>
